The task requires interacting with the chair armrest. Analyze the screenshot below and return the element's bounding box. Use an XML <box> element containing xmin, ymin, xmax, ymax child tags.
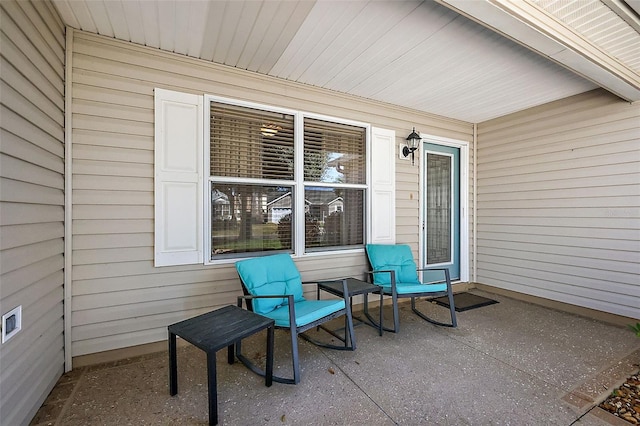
<box><xmin>365</xmin><ymin>269</ymin><xmax>396</xmax><ymax>283</ymax></box>
<box><xmin>239</xmin><ymin>294</ymin><xmax>294</xmax><ymax>299</ymax></box>
<box><xmin>365</xmin><ymin>269</ymin><xmax>395</xmax><ymax>276</ymax></box>
<box><xmin>415</xmin><ymin>268</ymin><xmax>452</xmax><ymax>288</ymax></box>
<box><xmin>365</xmin><ymin>270</ymin><xmax>398</xmax><ymax>296</ymax></box>
<box><xmin>237</xmin><ymin>294</ymin><xmax>295</xmax><ymax>309</ymax></box>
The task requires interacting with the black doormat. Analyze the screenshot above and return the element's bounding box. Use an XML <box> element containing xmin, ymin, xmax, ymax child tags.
<box><xmin>433</xmin><ymin>292</ymin><xmax>498</xmax><ymax>312</ymax></box>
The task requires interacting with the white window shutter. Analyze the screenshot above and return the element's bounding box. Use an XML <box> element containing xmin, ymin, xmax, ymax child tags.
<box><xmin>154</xmin><ymin>89</ymin><xmax>204</xmax><ymax>266</ymax></box>
<box><xmin>370</xmin><ymin>127</ymin><xmax>396</xmax><ymax>244</ymax></box>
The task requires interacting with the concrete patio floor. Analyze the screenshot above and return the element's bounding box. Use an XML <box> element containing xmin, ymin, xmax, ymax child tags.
<box><xmin>31</xmin><ymin>290</ymin><xmax>640</xmax><ymax>425</ymax></box>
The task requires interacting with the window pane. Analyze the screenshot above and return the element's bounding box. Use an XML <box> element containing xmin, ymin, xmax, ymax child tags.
<box><xmin>304</xmin><ymin>187</ymin><xmax>364</xmax><ymax>251</ymax></box>
<box><xmin>426</xmin><ymin>153</ymin><xmax>452</xmax><ymax>264</ymax></box>
<box><xmin>210</xmin><ymin>102</ymin><xmax>294</xmax><ymax>180</ymax></box>
<box><xmin>303</xmin><ymin>118</ymin><xmax>366</xmax><ymax>184</ymax></box>
<box><xmin>211</xmin><ymin>184</ymin><xmax>293</xmax><ymax>258</ymax></box>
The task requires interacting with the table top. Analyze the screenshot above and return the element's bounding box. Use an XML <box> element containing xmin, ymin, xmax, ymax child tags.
<box><xmin>317</xmin><ymin>277</ymin><xmax>380</xmax><ymax>297</ymax></box>
<box><xmin>168</xmin><ymin>305</ymin><xmax>274</xmax><ymax>353</ymax></box>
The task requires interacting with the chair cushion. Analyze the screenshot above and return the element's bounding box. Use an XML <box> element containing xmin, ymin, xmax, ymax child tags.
<box><xmin>378</xmin><ymin>282</ymin><xmax>448</xmax><ymax>295</ymax></box>
<box><xmin>236</xmin><ymin>254</ymin><xmax>305</xmax><ymax>315</ymax></box>
<box><xmin>366</xmin><ymin>244</ymin><xmax>420</xmax><ymax>285</ymax></box>
<box><xmin>262</xmin><ymin>300</ymin><xmax>346</xmax><ymax>328</ymax></box>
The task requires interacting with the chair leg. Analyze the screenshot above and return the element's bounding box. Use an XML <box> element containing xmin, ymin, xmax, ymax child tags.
<box><xmin>410</xmin><ymin>291</ymin><xmax>457</xmax><ymax>327</ymax></box>
<box><xmin>411</xmin><ymin>298</ymin><xmax>457</xmax><ymax>327</ymax></box>
<box><xmin>378</xmin><ymin>291</ymin><xmax>383</xmax><ymax>336</ymax></box>
<box><xmin>363</xmin><ymin>293</ymin><xmax>399</xmax><ymax>333</ymax></box>
<box><xmin>362</xmin><ymin>292</ymin><xmax>384</xmax><ymax>336</ymax></box>
<box><xmin>235</xmin><ymin>332</ymin><xmax>299</xmax><ymax>385</ymax></box>
<box><xmin>363</xmin><ymin>293</ymin><xmax>382</xmax><ymax>332</ymax></box>
<box><xmin>393</xmin><ymin>292</ymin><xmax>400</xmax><ymax>333</ymax></box>
<box><xmin>343</xmin><ymin>290</ymin><xmax>356</xmax><ymax>351</ymax></box>
<box><xmin>410</xmin><ymin>269</ymin><xmax>457</xmax><ymax>328</ymax></box>
<box><xmin>446</xmin><ymin>288</ymin><xmax>458</xmax><ymax>328</ymax></box>
<box><xmin>236</xmin><ymin>305</ymin><xmax>301</xmax><ymax>385</ymax></box>
<box><xmin>288</xmin><ymin>302</ymin><xmax>301</xmax><ymax>384</ymax></box>
<box><xmin>290</xmin><ymin>329</ymin><xmax>301</xmax><ymax>385</ymax></box>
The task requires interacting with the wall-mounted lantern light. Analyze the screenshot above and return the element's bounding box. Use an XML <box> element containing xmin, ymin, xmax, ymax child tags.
<box><xmin>403</xmin><ymin>127</ymin><xmax>420</xmax><ymax>165</ymax></box>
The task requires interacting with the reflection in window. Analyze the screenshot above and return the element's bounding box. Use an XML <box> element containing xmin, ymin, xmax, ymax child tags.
<box><xmin>208</xmin><ymin>97</ymin><xmax>368</xmax><ymax>260</ymax></box>
<box><xmin>304</xmin><ymin>187</ymin><xmax>364</xmax><ymax>251</ymax></box>
<box><xmin>304</xmin><ymin>118</ymin><xmax>366</xmax><ymax>184</ymax></box>
<box><xmin>211</xmin><ymin>184</ymin><xmax>293</xmax><ymax>258</ymax></box>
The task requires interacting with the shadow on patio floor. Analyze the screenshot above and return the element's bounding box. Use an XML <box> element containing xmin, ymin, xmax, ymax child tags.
<box><xmin>31</xmin><ymin>290</ymin><xmax>640</xmax><ymax>425</ymax></box>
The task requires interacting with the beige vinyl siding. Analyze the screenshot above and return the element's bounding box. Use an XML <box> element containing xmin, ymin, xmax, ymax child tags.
<box><xmin>0</xmin><ymin>1</ymin><xmax>66</xmax><ymax>424</ymax></box>
<box><xmin>476</xmin><ymin>89</ymin><xmax>640</xmax><ymax>319</ymax></box>
<box><xmin>69</xmin><ymin>30</ymin><xmax>473</xmax><ymax>358</ymax></box>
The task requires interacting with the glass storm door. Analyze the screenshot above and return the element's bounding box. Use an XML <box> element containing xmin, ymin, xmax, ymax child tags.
<box><xmin>423</xmin><ymin>143</ymin><xmax>460</xmax><ymax>281</ymax></box>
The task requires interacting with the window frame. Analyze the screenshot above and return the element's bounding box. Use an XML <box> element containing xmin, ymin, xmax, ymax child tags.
<box><xmin>204</xmin><ymin>94</ymin><xmax>371</xmax><ymax>265</ymax></box>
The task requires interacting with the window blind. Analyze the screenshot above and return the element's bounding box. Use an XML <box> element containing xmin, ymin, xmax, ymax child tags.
<box><xmin>210</xmin><ymin>102</ymin><xmax>295</xmax><ymax>180</ymax></box>
<box><xmin>303</xmin><ymin>117</ymin><xmax>366</xmax><ymax>184</ymax></box>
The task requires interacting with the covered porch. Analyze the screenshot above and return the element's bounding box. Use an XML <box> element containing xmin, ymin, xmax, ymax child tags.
<box><xmin>1</xmin><ymin>1</ymin><xmax>639</xmax><ymax>424</ymax></box>
<box><xmin>31</xmin><ymin>290</ymin><xmax>640</xmax><ymax>425</ymax></box>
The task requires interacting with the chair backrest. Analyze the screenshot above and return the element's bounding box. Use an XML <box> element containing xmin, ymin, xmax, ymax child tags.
<box><xmin>235</xmin><ymin>253</ymin><xmax>305</xmax><ymax>315</ymax></box>
<box><xmin>365</xmin><ymin>244</ymin><xmax>420</xmax><ymax>285</ymax></box>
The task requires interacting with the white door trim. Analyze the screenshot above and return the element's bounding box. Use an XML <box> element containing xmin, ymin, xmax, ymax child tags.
<box><xmin>419</xmin><ymin>134</ymin><xmax>470</xmax><ymax>283</ymax></box>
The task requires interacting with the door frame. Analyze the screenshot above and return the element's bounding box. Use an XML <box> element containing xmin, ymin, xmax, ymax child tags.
<box><xmin>419</xmin><ymin>134</ymin><xmax>469</xmax><ymax>283</ymax></box>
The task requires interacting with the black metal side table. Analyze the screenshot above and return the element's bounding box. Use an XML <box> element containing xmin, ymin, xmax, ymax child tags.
<box><xmin>317</xmin><ymin>278</ymin><xmax>384</xmax><ymax>350</ymax></box>
<box><xmin>168</xmin><ymin>305</ymin><xmax>275</xmax><ymax>425</ymax></box>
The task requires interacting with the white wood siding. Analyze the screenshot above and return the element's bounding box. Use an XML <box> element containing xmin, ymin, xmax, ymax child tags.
<box><xmin>0</xmin><ymin>1</ymin><xmax>66</xmax><ymax>424</ymax></box>
<box><xmin>476</xmin><ymin>89</ymin><xmax>640</xmax><ymax>319</ymax></box>
<box><xmin>68</xmin><ymin>30</ymin><xmax>473</xmax><ymax>358</ymax></box>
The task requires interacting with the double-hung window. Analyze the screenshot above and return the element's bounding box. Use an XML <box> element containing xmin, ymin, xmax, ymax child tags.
<box><xmin>206</xmin><ymin>96</ymin><xmax>368</xmax><ymax>262</ymax></box>
<box><xmin>154</xmin><ymin>89</ymin><xmax>396</xmax><ymax>267</ymax></box>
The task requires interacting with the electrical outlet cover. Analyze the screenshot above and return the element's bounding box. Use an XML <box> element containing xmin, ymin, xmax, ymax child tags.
<box><xmin>2</xmin><ymin>305</ymin><xmax>22</xmax><ymax>344</ymax></box>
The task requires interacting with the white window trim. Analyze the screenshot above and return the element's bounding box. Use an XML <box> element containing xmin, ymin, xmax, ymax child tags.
<box><xmin>203</xmin><ymin>94</ymin><xmax>371</xmax><ymax>265</ymax></box>
<box><xmin>418</xmin><ymin>134</ymin><xmax>470</xmax><ymax>283</ymax></box>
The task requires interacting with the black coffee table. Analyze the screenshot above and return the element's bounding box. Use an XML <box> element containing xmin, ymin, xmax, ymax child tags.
<box><xmin>168</xmin><ymin>305</ymin><xmax>275</xmax><ymax>425</ymax></box>
<box><xmin>317</xmin><ymin>278</ymin><xmax>383</xmax><ymax>350</ymax></box>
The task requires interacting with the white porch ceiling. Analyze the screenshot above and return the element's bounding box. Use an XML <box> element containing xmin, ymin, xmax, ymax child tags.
<box><xmin>52</xmin><ymin>0</ymin><xmax>640</xmax><ymax>123</ymax></box>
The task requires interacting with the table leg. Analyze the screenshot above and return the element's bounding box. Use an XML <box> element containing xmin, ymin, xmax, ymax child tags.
<box><xmin>227</xmin><ymin>343</ymin><xmax>234</xmax><ymax>364</ymax></box>
<box><xmin>207</xmin><ymin>352</ymin><xmax>218</xmax><ymax>425</ymax></box>
<box><xmin>169</xmin><ymin>332</ymin><xmax>177</xmax><ymax>395</ymax></box>
<box><xmin>265</xmin><ymin>325</ymin><xmax>274</xmax><ymax>387</ymax></box>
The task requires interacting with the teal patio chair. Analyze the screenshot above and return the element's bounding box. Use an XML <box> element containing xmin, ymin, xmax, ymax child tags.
<box><xmin>365</xmin><ymin>244</ymin><xmax>457</xmax><ymax>333</ymax></box>
<box><xmin>235</xmin><ymin>253</ymin><xmax>355</xmax><ymax>384</ymax></box>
